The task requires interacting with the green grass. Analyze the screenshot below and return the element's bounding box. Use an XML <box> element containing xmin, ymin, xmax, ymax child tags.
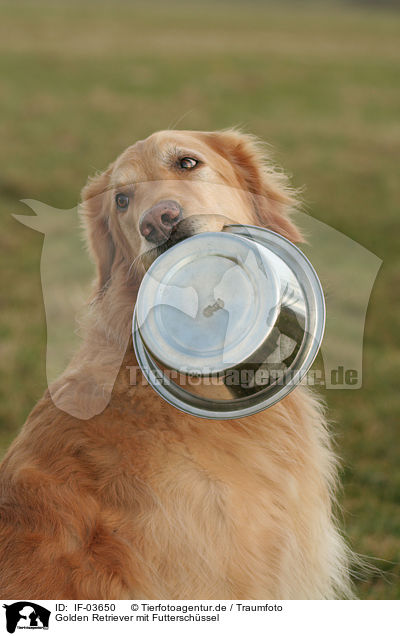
<box><xmin>0</xmin><ymin>0</ymin><xmax>399</xmax><ymax>599</ymax></box>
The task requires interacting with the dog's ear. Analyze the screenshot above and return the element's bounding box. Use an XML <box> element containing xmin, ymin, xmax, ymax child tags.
<box><xmin>80</xmin><ymin>163</ymin><xmax>116</xmax><ymax>293</ymax></box>
<box><xmin>205</xmin><ymin>129</ymin><xmax>303</xmax><ymax>243</ymax></box>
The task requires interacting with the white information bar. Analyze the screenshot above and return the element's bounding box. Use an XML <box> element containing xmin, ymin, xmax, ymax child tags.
<box><xmin>1</xmin><ymin>600</ymin><xmax>397</xmax><ymax>635</ymax></box>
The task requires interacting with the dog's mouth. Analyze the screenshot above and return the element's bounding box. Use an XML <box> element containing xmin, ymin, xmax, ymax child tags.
<box><xmin>154</xmin><ymin>218</ymin><xmax>194</xmax><ymax>254</ymax></box>
<box><xmin>140</xmin><ymin>214</ymin><xmax>234</xmax><ymax>270</ymax></box>
<box><xmin>140</xmin><ymin>220</ymin><xmax>194</xmax><ymax>270</ymax></box>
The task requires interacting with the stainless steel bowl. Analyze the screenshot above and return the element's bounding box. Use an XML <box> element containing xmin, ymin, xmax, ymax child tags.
<box><xmin>132</xmin><ymin>225</ymin><xmax>325</xmax><ymax>419</ymax></box>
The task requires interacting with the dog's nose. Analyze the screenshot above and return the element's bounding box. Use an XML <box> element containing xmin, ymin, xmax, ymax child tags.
<box><xmin>139</xmin><ymin>200</ymin><xmax>183</xmax><ymax>244</ymax></box>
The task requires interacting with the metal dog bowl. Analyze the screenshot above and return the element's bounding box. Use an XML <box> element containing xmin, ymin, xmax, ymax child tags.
<box><xmin>132</xmin><ymin>225</ymin><xmax>325</xmax><ymax>419</ymax></box>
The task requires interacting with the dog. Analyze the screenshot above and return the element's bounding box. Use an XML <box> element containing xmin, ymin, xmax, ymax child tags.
<box><xmin>0</xmin><ymin>130</ymin><xmax>352</xmax><ymax>599</ymax></box>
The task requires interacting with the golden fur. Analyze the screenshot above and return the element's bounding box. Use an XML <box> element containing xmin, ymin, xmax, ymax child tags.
<box><xmin>0</xmin><ymin>130</ymin><xmax>352</xmax><ymax>599</ymax></box>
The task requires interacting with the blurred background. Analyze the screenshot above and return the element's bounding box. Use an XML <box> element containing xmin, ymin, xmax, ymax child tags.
<box><xmin>0</xmin><ymin>0</ymin><xmax>399</xmax><ymax>598</ymax></box>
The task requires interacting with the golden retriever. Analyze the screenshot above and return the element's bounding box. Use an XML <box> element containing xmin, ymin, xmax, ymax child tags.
<box><xmin>0</xmin><ymin>130</ymin><xmax>352</xmax><ymax>599</ymax></box>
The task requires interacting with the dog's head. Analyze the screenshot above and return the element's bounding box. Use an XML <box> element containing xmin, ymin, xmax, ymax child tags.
<box><xmin>81</xmin><ymin>129</ymin><xmax>302</xmax><ymax>294</ymax></box>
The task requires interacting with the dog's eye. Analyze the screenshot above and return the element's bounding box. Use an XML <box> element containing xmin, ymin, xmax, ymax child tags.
<box><xmin>115</xmin><ymin>193</ymin><xmax>130</xmax><ymax>211</ymax></box>
<box><xmin>179</xmin><ymin>157</ymin><xmax>198</xmax><ymax>170</ymax></box>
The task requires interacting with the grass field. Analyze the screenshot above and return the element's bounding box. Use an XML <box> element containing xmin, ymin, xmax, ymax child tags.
<box><xmin>0</xmin><ymin>0</ymin><xmax>399</xmax><ymax>599</ymax></box>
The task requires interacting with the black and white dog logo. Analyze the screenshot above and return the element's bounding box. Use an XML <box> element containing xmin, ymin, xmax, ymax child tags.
<box><xmin>3</xmin><ymin>602</ymin><xmax>50</xmax><ymax>633</ymax></box>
